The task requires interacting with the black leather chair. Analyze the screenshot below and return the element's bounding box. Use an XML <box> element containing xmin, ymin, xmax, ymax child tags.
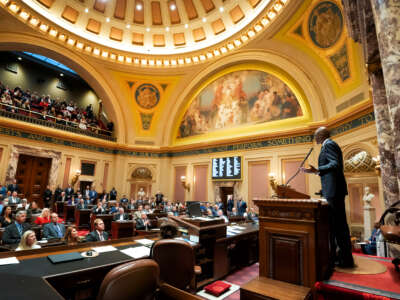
<box><xmin>97</xmin><ymin>259</ymin><xmax>159</xmax><ymax>300</ymax></box>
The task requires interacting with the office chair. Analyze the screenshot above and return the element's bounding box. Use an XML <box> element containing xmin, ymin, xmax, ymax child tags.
<box><xmin>151</xmin><ymin>239</ymin><xmax>201</xmax><ymax>291</ymax></box>
<box><xmin>97</xmin><ymin>259</ymin><xmax>159</xmax><ymax>300</ymax></box>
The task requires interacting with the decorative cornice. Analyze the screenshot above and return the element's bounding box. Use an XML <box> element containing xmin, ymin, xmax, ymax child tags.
<box><xmin>0</xmin><ymin>110</ymin><xmax>376</xmax><ymax>157</ymax></box>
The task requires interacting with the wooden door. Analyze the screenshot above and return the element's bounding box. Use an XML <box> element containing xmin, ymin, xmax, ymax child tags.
<box><xmin>219</xmin><ymin>187</ymin><xmax>233</xmax><ymax>215</ymax></box>
<box><xmin>16</xmin><ymin>155</ymin><xmax>51</xmax><ymax>206</ymax></box>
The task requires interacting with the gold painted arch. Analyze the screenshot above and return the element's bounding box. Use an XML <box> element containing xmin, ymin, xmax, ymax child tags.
<box><xmin>171</xmin><ymin>63</ymin><xmax>313</xmax><ymax>146</ymax></box>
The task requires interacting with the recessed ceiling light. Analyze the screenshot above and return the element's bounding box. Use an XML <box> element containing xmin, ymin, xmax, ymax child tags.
<box><xmin>202</xmin><ymin>17</ymin><xmax>207</xmax><ymax>23</ymax></box>
<box><xmin>106</xmin><ymin>17</ymin><xmax>110</xmax><ymax>22</ymax></box>
<box><xmin>126</xmin><ymin>24</ymin><xmax>131</xmax><ymax>29</ymax></box>
<box><xmin>219</xmin><ymin>7</ymin><xmax>224</xmax><ymax>12</ymax></box>
<box><xmin>184</xmin><ymin>24</ymin><xmax>188</xmax><ymax>29</ymax></box>
<box><xmin>136</xmin><ymin>3</ymin><xmax>142</xmax><ymax>11</ymax></box>
<box><xmin>170</xmin><ymin>4</ymin><xmax>176</xmax><ymax>10</ymax></box>
<box><xmin>146</xmin><ymin>27</ymin><xmax>150</xmax><ymax>32</ymax></box>
<box><xmin>60</xmin><ymin>73</ymin><xmax>64</xmax><ymax>77</ymax></box>
<box><xmin>84</xmin><ymin>8</ymin><xmax>89</xmax><ymax>13</ymax></box>
<box><xmin>17</xmin><ymin>57</ymin><xmax>22</xmax><ymax>61</ymax></box>
<box><xmin>166</xmin><ymin>27</ymin><xmax>170</xmax><ymax>32</ymax></box>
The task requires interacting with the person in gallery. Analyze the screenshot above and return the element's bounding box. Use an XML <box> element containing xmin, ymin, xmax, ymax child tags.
<box><xmin>301</xmin><ymin>126</ymin><xmax>354</xmax><ymax>269</ymax></box>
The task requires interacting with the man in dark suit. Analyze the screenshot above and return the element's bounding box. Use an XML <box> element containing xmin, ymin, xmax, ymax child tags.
<box><xmin>302</xmin><ymin>127</ymin><xmax>354</xmax><ymax>268</ymax></box>
<box><xmin>227</xmin><ymin>195</ymin><xmax>234</xmax><ymax>213</ymax></box>
<box><xmin>43</xmin><ymin>185</ymin><xmax>52</xmax><ymax>208</ymax></box>
<box><xmin>2</xmin><ymin>210</ymin><xmax>31</xmax><ymax>244</ymax></box>
<box><xmin>89</xmin><ymin>187</ymin><xmax>98</xmax><ymax>203</ymax></box>
<box><xmin>76</xmin><ymin>198</ymin><xmax>88</xmax><ymax>210</ymax></box>
<box><xmin>237</xmin><ymin>198</ymin><xmax>247</xmax><ymax>217</ymax></box>
<box><xmin>85</xmin><ymin>218</ymin><xmax>109</xmax><ymax>242</ymax></box>
<box><xmin>92</xmin><ymin>201</ymin><xmax>106</xmax><ymax>214</ymax></box>
<box><xmin>54</xmin><ymin>186</ymin><xmax>63</xmax><ymax>202</ymax></box>
<box><xmin>65</xmin><ymin>184</ymin><xmax>74</xmax><ymax>201</ymax></box>
<box><xmin>109</xmin><ymin>187</ymin><xmax>117</xmax><ymax>201</ymax></box>
<box><xmin>43</xmin><ymin>213</ymin><xmax>65</xmax><ymax>239</ymax></box>
<box><xmin>7</xmin><ymin>179</ymin><xmax>18</xmax><ymax>193</ymax></box>
<box><xmin>136</xmin><ymin>213</ymin><xmax>150</xmax><ymax>230</ymax></box>
<box><xmin>113</xmin><ymin>207</ymin><xmax>129</xmax><ymax>221</ymax></box>
<box><xmin>155</xmin><ymin>191</ymin><xmax>163</xmax><ymax>206</ymax></box>
<box><xmin>8</xmin><ymin>191</ymin><xmax>20</xmax><ymax>205</ymax></box>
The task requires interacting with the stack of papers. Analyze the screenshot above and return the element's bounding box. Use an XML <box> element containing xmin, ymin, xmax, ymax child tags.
<box><xmin>0</xmin><ymin>257</ymin><xmax>19</xmax><ymax>265</ymax></box>
<box><xmin>120</xmin><ymin>246</ymin><xmax>150</xmax><ymax>259</ymax></box>
<box><xmin>92</xmin><ymin>246</ymin><xmax>117</xmax><ymax>253</ymax></box>
<box><xmin>136</xmin><ymin>239</ymin><xmax>155</xmax><ymax>246</ymax></box>
<box><xmin>227</xmin><ymin>225</ymin><xmax>245</xmax><ymax>236</ymax></box>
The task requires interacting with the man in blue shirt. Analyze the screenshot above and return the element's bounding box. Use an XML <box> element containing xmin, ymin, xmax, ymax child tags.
<box><xmin>2</xmin><ymin>210</ymin><xmax>31</xmax><ymax>244</ymax></box>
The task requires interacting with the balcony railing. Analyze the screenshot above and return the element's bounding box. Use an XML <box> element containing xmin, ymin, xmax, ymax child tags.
<box><xmin>0</xmin><ymin>104</ymin><xmax>116</xmax><ymax>141</ymax></box>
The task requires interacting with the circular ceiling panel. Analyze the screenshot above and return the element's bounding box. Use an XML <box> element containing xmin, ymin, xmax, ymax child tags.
<box><xmin>21</xmin><ymin>0</ymin><xmax>284</xmax><ymax>54</ymax></box>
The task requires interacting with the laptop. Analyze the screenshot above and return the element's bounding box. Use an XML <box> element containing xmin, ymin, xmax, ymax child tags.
<box><xmin>47</xmin><ymin>252</ymin><xmax>84</xmax><ymax>264</ymax></box>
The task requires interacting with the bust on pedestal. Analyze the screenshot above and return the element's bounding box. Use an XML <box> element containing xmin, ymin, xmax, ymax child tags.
<box><xmin>363</xmin><ymin>186</ymin><xmax>376</xmax><ymax>240</ymax></box>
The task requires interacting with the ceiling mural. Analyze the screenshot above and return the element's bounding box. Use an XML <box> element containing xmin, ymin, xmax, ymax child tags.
<box><xmin>275</xmin><ymin>0</ymin><xmax>365</xmax><ymax>98</ymax></box>
<box><xmin>177</xmin><ymin>70</ymin><xmax>303</xmax><ymax>139</ymax></box>
<box><xmin>308</xmin><ymin>1</ymin><xmax>343</xmax><ymax>49</ymax></box>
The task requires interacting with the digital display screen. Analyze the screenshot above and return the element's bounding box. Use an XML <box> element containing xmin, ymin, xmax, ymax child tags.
<box><xmin>212</xmin><ymin>156</ymin><xmax>242</xmax><ymax>180</ymax></box>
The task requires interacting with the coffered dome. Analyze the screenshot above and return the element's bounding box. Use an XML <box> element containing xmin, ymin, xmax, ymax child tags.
<box><xmin>3</xmin><ymin>0</ymin><xmax>289</xmax><ymax>66</ymax></box>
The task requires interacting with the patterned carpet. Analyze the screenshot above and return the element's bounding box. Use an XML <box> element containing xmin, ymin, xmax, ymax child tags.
<box><xmin>221</xmin><ymin>263</ymin><xmax>259</xmax><ymax>300</ymax></box>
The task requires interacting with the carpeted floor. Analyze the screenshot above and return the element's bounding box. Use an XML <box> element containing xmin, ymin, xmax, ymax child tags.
<box><xmin>219</xmin><ymin>263</ymin><xmax>259</xmax><ymax>300</ymax></box>
<box><xmin>316</xmin><ymin>253</ymin><xmax>400</xmax><ymax>299</ymax></box>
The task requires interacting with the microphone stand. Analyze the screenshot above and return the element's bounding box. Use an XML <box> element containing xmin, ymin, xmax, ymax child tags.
<box><xmin>285</xmin><ymin>148</ymin><xmax>314</xmax><ymax>187</ymax></box>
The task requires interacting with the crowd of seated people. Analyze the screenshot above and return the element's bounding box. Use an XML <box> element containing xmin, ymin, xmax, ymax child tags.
<box><xmin>0</xmin><ymin>182</ymin><xmax>257</xmax><ymax>249</ymax></box>
<box><xmin>0</xmin><ymin>82</ymin><xmax>114</xmax><ymax>136</ymax></box>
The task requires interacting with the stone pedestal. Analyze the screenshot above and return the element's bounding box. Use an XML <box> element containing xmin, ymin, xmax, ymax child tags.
<box><xmin>363</xmin><ymin>206</ymin><xmax>376</xmax><ymax>240</ymax></box>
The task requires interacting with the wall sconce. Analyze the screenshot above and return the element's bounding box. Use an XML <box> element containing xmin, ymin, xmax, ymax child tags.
<box><xmin>71</xmin><ymin>169</ymin><xmax>81</xmax><ymax>186</ymax></box>
<box><xmin>181</xmin><ymin>176</ymin><xmax>190</xmax><ymax>191</ymax></box>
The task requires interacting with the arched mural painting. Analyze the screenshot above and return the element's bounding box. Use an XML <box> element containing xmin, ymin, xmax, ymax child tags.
<box><xmin>177</xmin><ymin>70</ymin><xmax>303</xmax><ymax>139</ymax></box>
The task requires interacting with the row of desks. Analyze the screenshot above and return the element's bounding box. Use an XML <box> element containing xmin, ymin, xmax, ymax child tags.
<box><xmin>0</xmin><ymin>219</ymin><xmax>259</xmax><ymax>299</ymax></box>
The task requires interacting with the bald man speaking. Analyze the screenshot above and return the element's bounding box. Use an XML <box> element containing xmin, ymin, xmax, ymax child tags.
<box><xmin>302</xmin><ymin>127</ymin><xmax>354</xmax><ymax>269</ymax></box>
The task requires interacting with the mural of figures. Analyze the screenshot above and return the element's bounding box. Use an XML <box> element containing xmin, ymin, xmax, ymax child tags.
<box><xmin>177</xmin><ymin>70</ymin><xmax>303</xmax><ymax>138</ymax></box>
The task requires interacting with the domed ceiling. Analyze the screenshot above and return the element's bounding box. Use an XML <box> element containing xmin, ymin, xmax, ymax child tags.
<box><xmin>2</xmin><ymin>0</ymin><xmax>289</xmax><ymax>66</ymax></box>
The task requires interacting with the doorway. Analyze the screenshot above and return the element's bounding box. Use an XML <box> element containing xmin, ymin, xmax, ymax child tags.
<box><xmin>16</xmin><ymin>154</ymin><xmax>51</xmax><ymax>206</ymax></box>
<box><xmin>80</xmin><ymin>181</ymin><xmax>93</xmax><ymax>197</ymax></box>
<box><xmin>219</xmin><ymin>186</ymin><xmax>234</xmax><ymax>215</ymax></box>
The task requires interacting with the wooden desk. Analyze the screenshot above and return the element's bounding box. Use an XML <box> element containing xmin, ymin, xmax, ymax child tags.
<box><xmin>90</xmin><ymin>214</ymin><xmax>113</xmax><ymax>232</ymax></box>
<box><xmin>63</xmin><ymin>204</ymin><xmax>75</xmax><ymax>223</ymax></box>
<box><xmin>0</xmin><ymin>235</ymin><xmax>158</xmax><ymax>300</ymax></box>
<box><xmin>75</xmin><ymin>209</ymin><xmax>91</xmax><ymax>229</ymax></box>
<box><xmin>54</xmin><ymin>201</ymin><xmax>64</xmax><ymax>216</ymax></box>
<box><xmin>111</xmin><ymin>220</ymin><xmax>136</xmax><ymax>239</ymax></box>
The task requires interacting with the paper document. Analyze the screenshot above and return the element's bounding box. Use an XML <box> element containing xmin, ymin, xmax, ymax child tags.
<box><xmin>0</xmin><ymin>257</ymin><xmax>19</xmax><ymax>265</ymax></box>
<box><xmin>175</xmin><ymin>237</ymin><xmax>197</xmax><ymax>246</ymax></box>
<box><xmin>92</xmin><ymin>246</ymin><xmax>117</xmax><ymax>253</ymax></box>
<box><xmin>120</xmin><ymin>246</ymin><xmax>150</xmax><ymax>259</ymax></box>
<box><xmin>136</xmin><ymin>239</ymin><xmax>154</xmax><ymax>246</ymax></box>
<box><xmin>231</xmin><ymin>225</ymin><xmax>246</xmax><ymax>230</ymax></box>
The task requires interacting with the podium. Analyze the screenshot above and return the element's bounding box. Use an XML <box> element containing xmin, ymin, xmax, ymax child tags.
<box><xmin>111</xmin><ymin>220</ymin><xmax>136</xmax><ymax>239</ymax></box>
<box><xmin>63</xmin><ymin>204</ymin><xmax>75</xmax><ymax>223</ymax></box>
<box><xmin>254</xmin><ymin>197</ymin><xmax>329</xmax><ymax>287</ymax></box>
<box><xmin>75</xmin><ymin>209</ymin><xmax>91</xmax><ymax>229</ymax></box>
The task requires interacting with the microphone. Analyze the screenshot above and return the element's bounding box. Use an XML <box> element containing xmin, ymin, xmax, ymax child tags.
<box><xmin>285</xmin><ymin>148</ymin><xmax>314</xmax><ymax>186</ymax></box>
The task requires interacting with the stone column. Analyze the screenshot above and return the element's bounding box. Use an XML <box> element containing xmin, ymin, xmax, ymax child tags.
<box><xmin>370</xmin><ymin>0</ymin><xmax>400</xmax><ymax>202</ymax></box>
<box><xmin>342</xmin><ymin>0</ymin><xmax>400</xmax><ymax>207</ymax></box>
